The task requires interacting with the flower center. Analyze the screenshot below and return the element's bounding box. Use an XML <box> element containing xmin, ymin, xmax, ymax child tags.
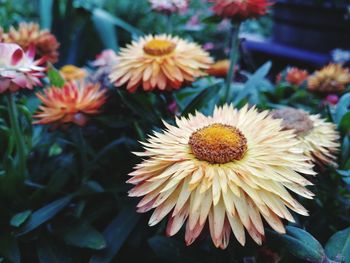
<box><xmin>189</xmin><ymin>124</ymin><xmax>248</xmax><ymax>164</ymax></box>
<box><xmin>143</xmin><ymin>39</ymin><xmax>176</xmax><ymax>56</ymax></box>
<box><xmin>271</xmin><ymin>108</ymin><xmax>314</xmax><ymax>135</ymax></box>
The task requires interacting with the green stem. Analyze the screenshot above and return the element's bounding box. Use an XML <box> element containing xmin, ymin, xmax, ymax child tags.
<box><xmin>7</xmin><ymin>93</ymin><xmax>27</xmax><ymax>179</ymax></box>
<box><xmin>76</xmin><ymin>127</ymin><xmax>88</xmax><ymax>179</ymax></box>
<box><xmin>224</xmin><ymin>22</ymin><xmax>241</xmax><ymax>104</ymax></box>
<box><xmin>166</xmin><ymin>13</ymin><xmax>173</xmax><ymax>34</ymax></box>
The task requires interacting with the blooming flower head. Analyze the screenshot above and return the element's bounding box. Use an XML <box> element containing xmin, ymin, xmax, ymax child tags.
<box><xmin>128</xmin><ymin>105</ymin><xmax>315</xmax><ymax>248</ymax></box>
<box><xmin>285</xmin><ymin>67</ymin><xmax>309</xmax><ymax>86</ymax></box>
<box><xmin>109</xmin><ymin>34</ymin><xmax>212</xmax><ymax>92</ymax></box>
<box><xmin>34</xmin><ymin>82</ymin><xmax>107</xmax><ymax>127</ymax></box>
<box><xmin>271</xmin><ymin>108</ymin><xmax>340</xmax><ymax>167</ymax></box>
<box><xmin>207</xmin><ymin>59</ymin><xmax>230</xmax><ymax>77</ymax></box>
<box><xmin>92</xmin><ymin>49</ymin><xmax>119</xmax><ymax>69</ymax></box>
<box><xmin>209</xmin><ymin>0</ymin><xmax>271</xmax><ymax>21</ymax></box>
<box><xmin>325</xmin><ymin>94</ymin><xmax>339</xmax><ymax>106</ymax></box>
<box><xmin>3</xmin><ymin>22</ymin><xmax>60</xmax><ymax>63</ymax></box>
<box><xmin>149</xmin><ymin>0</ymin><xmax>189</xmax><ymax>13</ymax></box>
<box><xmin>308</xmin><ymin>64</ymin><xmax>350</xmax><ymax>94</ymax></box>
<box><xmin>60</xmin><ymin>65</ymin><xmax>87</xmax><ymax>82</ymax></box>
<box><xmin>0</xmin><ymin>43</ymin><xmax>46</xmax><ymax>93</ymax></box>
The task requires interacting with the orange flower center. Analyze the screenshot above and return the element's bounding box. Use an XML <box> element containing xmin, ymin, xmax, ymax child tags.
<box><xmin>143</xmin><ymin>39</ymin><xmax>176</xmax><ymax>56</ymax></box>
<box><xmin>189</xmin><ymin>124</ymin><xmax>248</xmax><ymax>164</ymax></box>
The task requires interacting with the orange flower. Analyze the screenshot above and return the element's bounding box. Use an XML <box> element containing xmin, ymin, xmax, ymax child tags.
<box><xmin>3</xmin><ymin>22</ymin><xmax>60</xmax><ymax>63</ymax></box>
<box><xmin>206</xmin><ymin>59</ymin><xmax>230</xmax><ymax>77</ymax></box>
<box><xmin>60</xmin><ymin>65</ymin><xmax>87</xmax><ymax>82</ymax></box>
<box><xmin>285</xmin><ymin>67</ymin><xmax>309</xmax><ymax>86</ymax></box>
<box><xmin>109</xmin><ymin>34</ymin><xmax>213</xmax><ymax>92</ymax></box>
<box><xmin>34</xmin><ymin>82</ymin><xmax>106</xmax><ymax>126</ymax></box>
<box><xmin>308</xmin><ymin>64</ymin><xmax>350</xmax><ymax>94</ymax></box>
<box><xmin>209</xmin><ymin>0</ymin><xmax>271</xmax><ymax>21</ymax></box>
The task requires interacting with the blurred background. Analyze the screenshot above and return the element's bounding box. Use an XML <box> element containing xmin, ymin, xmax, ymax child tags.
<box><xmin>1</xmin><ymin>0</ymin><xmax>349</xmax><ymax>72</ymax></box>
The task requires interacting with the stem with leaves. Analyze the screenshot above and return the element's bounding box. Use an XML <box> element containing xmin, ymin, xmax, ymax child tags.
<box><xmin>7</xmin><ymin>93</ymin><xmax>27</xmax><ymax>179</ymax></box>
<box><xmin>224</xmin><ymin>22</ymin><xmax>241</xmax><ymax>104</ymax></box>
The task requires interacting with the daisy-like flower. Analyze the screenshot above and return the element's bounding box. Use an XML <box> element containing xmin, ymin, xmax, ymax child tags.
<box><xmin>34</xmin><ymin>82</ymin><xmax>106</xmax><ymax>127</ymax></box>
<box><xmin>207</xmin><ymin>59</ymin><xmax>230</xmax><ymax>77</ymax></box>
<box><xmin>308</xmin><ymin>64</ymin><xmax>350</xmax><ymax>94</ymax></box>
<box><xmin>0</xmin><ymin>43</ymin><xmax>46</xmax><ymax>93</ymax></box>
<box><xmin>149</xmin><ymin>0</ymin><xmax>189</xmax><ymax>13</ymax></box>
<box><xmin>59</xmin><ymin>65</ymin><xmax>87</xmax><ymax>82</ymax></box>
<box><xmin>209</xmin><ymin>0</ymin><xmax>271</xmax><ymax>21</ymax></box>
<box><xmin>109</xmin><ymin>34</ymin><xmax>213</xmax><ymax>92</ymax></box>
<box><xmin>285</xmin><ymin>67</ymin><xmax>309</xmax><ymax>86</ymax></box>
<box><xmin>271</xmin><ymin>108</ymin><xmax>340</xmax><ymax>167</ymax></box>
<box><xmin>128</xmin><ymin>105</ymin><xmax>315</xmax><ymax>249</ymax></box>
<box><xmin>3</xmin><ymin>22</ymin><xmax>60</xmax><ymax>63</ymax></box>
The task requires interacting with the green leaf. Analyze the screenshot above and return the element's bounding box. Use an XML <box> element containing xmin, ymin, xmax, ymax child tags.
<box><xmin>341</xmin><ymin>137</ymin><xmax>350</xmax><ymax>166</ymax></box>
<box><xmin>0</xmin><ymin>233</ymin><xmax>20</xmax><ymax>263</ymax></box>
<box><xmin>148</xmin><ymin>236</ymin><xmax>203</xmax><ymax>263</ymax></box>
<box><xmin>63</xmin><ymin>223</ymin><xmax>106</xmax><ymax>250</ymax></box>
<box><xmin>89</xmin><ymin>206</ymin><xmax>140</xmax><ymax>263</ymax></box>
<box><xmin>92</xmin><ymin>10</ymin><xmax>119</xmax><ymax>51</ymax></box>
<box><xmin>176</xmin><ymin>79</ymin><xmax>223</xmax><ymax>116</ymax></box>
<box><xmin>325</xmin><ymin>227</ymin><xmax>350</xmax><ymax>263</ymax></box>
<box><xmin>37</xmin><ymin>236</ymin><xmax>73</xmax><ymax>263</ymax></box>
<box><xmin>18</xmin><ymin>196</ymin><xmax>72</xmax><ymax>235</ymax></box>
<box><xmin>269</xmin><ymin>226</ymin><xmax>325</xmax><ymax>262</ymax></box>
<box><xmin>78</xmin><ymin>181</ymin><xmax>105</xmax><ymax>195</ymax></box>
<box><xmin>47</xmin><ymin>66</ymin><xmax>65</xmax><ymax>88</ymax></box>
<box><xmin>202</xmin><ymin>15</ymin><xmax>222</xmax><ymax>24</ymax></box>
<box><xmin>39</xmin><ymin>0</ymin><xmax>53</xmax><ymax>29</ymax></box>
<box><xmin>92</xmin><ymin>9</ymin><xmax>142</xmax><ymax>37</ymax></box>
<box><xmin>234</xmin><ymin>61</ymin><xmax>272</xmax><ymax>104</ymax></box>
<box><xmin>49</xmin><ymin>143</ymin><xmax>63</xmax><ymax>157</ymax></box>
<box><xmin>10</xmin><ymin>210</ymin><xmax>32</xmax><ymax>227</ymax></box>
<box><xmin>339</xmin><ymin>112</ymin><xmax>350</xmax><ymax>133</ymax></box>
<box><xmin>334</xmin><ymin>93</ymin><xmax>350</xmax><ymax>125</ymax></box>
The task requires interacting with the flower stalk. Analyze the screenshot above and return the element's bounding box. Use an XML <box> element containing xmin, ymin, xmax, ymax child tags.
<box><xmin>224</xmin><ymin>22</ymin><xmax>241</xmax><ymax>103</ymax></box>
<box><xmin>7</xmin><ymin>93</ymin><xmax>27</xmax><ymax>179</ymax></box>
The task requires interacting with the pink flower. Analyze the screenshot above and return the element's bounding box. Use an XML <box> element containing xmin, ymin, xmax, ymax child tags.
<box><xmin>187</xmin><ymin>14</ymin><xmax>200</xmax><ymax>27</ymax></box>
<box><xmin>0</xmin><ymin>43</ymin><xmax>46</xmax><ymax>93</ymax></box>
<box><xmin>149</xmin><ymin>0</ymin><xmax>189</xmax><ymax>13</ymax></box>
<box><xmin>91</xmin><ymin>49</ymin><xmax>119</xmax><ymax>68</ymax></box>
<box><xmin>325</xmin><ymin>94</ymin><xmax>339</xmax><ymax>105</ymax></box>
<box><xmin>203</xmin><ymin>42</ymin><xmax>215</xmax><ymax>51</ymax></box>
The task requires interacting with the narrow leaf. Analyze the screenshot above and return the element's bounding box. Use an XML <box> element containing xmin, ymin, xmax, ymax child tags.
<box><xmin>325</xmin><ymin>227</ymin><xmax>350</xmax><ymax>263</ymax></box>
<box><xmin>18</xmin><ymin>196</ymin><xmax>72</xmax><ymax>235</ymax></box>
<box><xmin>10</xmin><ymin>210</ymin><xmax>32</xmax><ymax>227</ymax></box>
<box><xmin>63</xmin><ymin>223</ymin><xmax>106</xmax><ymax>250</ymax></box>
<box><xmin>89</xmin><ymin>206</ymin><xmax>140</xmax><ymax>263</ymax></box>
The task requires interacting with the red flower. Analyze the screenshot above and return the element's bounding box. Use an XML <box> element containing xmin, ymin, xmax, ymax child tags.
<box><xmin>209</xmin><ymin>0</ymin><xmax>272</xmax><ymax>21</ymax></box>
<box><xmin>285</xmin><ymin>67</ymin><xmax>309</xmax><ymax>86</ymax></box>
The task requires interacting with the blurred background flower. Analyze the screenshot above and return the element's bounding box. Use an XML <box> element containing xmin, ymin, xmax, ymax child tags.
<box><xmin>1</xmin><ymin>22</ymin><xmax>60</xmax><ymax>63</ymax></box>
<box><xmin>0</xmin><ymin>43</ymin><xmax>46</xmax><ymax>93</ymax></box>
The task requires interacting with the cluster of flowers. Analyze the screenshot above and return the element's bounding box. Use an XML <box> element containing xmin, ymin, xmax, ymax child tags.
<box><xmin>0</xmin><ymin>0</ymin><xmax>345</xmax><ymax>250</ymax></box>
